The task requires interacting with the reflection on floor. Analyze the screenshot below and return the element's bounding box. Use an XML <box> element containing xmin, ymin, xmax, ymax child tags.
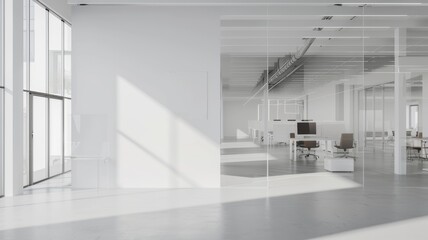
<box><xmin>24</xmin><ymin>172</ymin><xmax>72</xmax><ymax>195</ymax></box>
<box><xmin>221</xmin><ymin>139</ymin><xmax>428</xmax><ymax>188</ymax></box>
<box><xmin>221</xmin><ymin>140</ymin><xmax>358</xmax><ymax>186</ymax></box>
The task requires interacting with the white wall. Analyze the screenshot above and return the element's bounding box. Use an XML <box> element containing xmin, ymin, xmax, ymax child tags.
<box><xmin>307</xmin><ymin>83</ymin><xmax>336</xmax><ymax>122</ymax></box>
<box><xmin>223</xmin><ymin>100</ymin><xmax>258</xmax><ymax>139</ymax></box>
<box><xmin>423</xmin><ymin>74</ymin><xmax>428</xmax><ymax>138</ymax></box>
<box><xmin>39</xmin><ymin>0</ymin><xmax>71</xmax><ymax>22</ymax></box>
<box><xmin>72</xmin><ymin>6</ymin><xmax>220</xmax><ymax>188</ymax></box>
<box><xmin>4</xmin><ymin>0</ymin><xmax>24</xmax><ymax>196</ymax></box>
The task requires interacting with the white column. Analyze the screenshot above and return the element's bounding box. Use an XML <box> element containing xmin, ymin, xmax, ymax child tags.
<box><xmin>262</xmin><ymin>90</ymin><xmax>269</xmax><ymax>144</ymax></box>
<box><xmin>344</xmin><ymin>84</ymin><xmax>353</xmax><ymax>132</ymax></box>
<box><xmin>303</xmin><ymin>94</ymin><xmax>308</xmax><ymax>120</ymax></box>
<box><xmin>4</xmin><ymin>0</ymin><xmax>24</xmax><ymax>196</ymax></box>
<box><xmin>422</xmin><ymin>73</ymin><xmax>428</xmax><ymax>139</ymax></box>
<box><xmin>394</xmin><ymin>28</ymin><xmax>406</xmax><ymax>175</ymax></box>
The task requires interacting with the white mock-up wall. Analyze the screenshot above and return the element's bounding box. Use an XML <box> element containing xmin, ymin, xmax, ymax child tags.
<box><xmin>307</xmin><ymin>84</ymin><xmax>336</xmax><ymax>122</ymax></box>
<box><xmin>223</xmin><ymin>100</ymin><xmax>258</xmax><ymax>139</ymax></box>
<box><xmin>72</xmin><ymin>6</ymin><xmax>220</xmax><ymax>188</ymax></box>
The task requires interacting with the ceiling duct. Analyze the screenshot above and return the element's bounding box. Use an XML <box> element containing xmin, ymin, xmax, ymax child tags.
<box><xmin>254</xmin><ymin>37</ymin><xmax>315</xmax><ymax>91</ymax></box>
<box><xmin>269</xmin><ymin>38</ymin><xmax>315</xmax><ymax>83</ymax></box>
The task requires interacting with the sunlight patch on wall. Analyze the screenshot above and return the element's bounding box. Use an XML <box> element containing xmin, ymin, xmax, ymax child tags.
<box><xmin>116</xmin><ymin>76</ymin><xmax>219</xmax><ymax>188</ymax></box>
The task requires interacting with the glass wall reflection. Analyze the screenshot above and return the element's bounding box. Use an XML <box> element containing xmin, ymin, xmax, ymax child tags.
<box><xmin>221</xmin><ymin>6</ymin><xmax>269</xmax><ymax>187</ymax></box>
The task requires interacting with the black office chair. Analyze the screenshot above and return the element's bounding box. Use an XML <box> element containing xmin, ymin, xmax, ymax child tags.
<box><xmin>290</xmin><ymin>133</ymin><xmax>304</xmax><ymax>153</ymax></box>
<box><xmin>407</xmin><ymin>140</ymin><xmax>422</xmax><ymax>161</ymax></box>
<box><xmin>301</xmin><ymin>141</ymin><xmax>319</xmax><ymax>159</ymax></box>
<box><xmin>334</xmin><ymin>133</ymin><xmax>354</xmax><ymax>158</ymax></box>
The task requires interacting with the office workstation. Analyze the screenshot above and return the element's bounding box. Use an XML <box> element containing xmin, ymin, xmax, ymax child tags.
<box><xmin>220</xmin><ymin>7</ymin><xmax>428</xmax><ymax>187</ymax></box>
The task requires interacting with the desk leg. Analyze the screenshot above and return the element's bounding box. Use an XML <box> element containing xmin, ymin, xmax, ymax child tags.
<box><xmin>294</xmin><ymin>140</ymin><xmax>297</xmax><ymax>161</ymax></box>
<box><xmin>324</xmin><ymin>140</ymin><xmax>327</xmax><ymax>159</ymax></box>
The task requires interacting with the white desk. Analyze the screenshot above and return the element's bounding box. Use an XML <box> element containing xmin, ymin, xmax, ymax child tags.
<box><xmin>289</xmin><ymin>137</ymin><xmax>333</xmax><ymax>161</ymax></box>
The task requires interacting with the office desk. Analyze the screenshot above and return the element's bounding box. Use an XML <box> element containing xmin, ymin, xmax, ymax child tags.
<box><xmin>418</xmin><ymin>138</ymin><xmax>428</xmax><ymax>171</ymax></box>
<box><xmin>289</xmin><ymin>137</ymin><xmax>333</xmax><ymax>161</ymax></box>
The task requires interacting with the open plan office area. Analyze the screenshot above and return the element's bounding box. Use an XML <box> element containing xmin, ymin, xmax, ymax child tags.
<box><xmin>1</xmin><ymin>0</ymin><xmax>428</xmax><ymax>239</ymax></box>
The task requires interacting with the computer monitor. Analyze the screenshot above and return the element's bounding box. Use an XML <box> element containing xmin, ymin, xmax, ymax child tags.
<box><xmin>297</xmin><ymin>122</ymin><xmax>316</xmax><ymax>135</ymax></box>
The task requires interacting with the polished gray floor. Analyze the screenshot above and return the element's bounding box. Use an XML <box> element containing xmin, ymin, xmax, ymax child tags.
<box><xmin>221</xmin><ymin>140</ymin><xmax>428</xmax><ymax>187</ymax></box>
<box><xmin>0</xmin><ymin>142</ymin><xmax>428</xmax><ymax>239</ymax></box>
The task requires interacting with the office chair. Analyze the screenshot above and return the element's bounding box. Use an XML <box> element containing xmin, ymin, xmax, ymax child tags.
<box><xmin>290</xmin><ymin>133</ymin><xmax>304</xmax><ymax>154</ymax></box>
<box><xmin>407</xmin><ymin>139</ymin><xmax>422</xmax><ymax>161</ymax></box>
<box><xmin>300</xmin><ymin>141</ymin><xmax>319</xmax><ymax>159</ymax></box>
<box><xmin>334</xmin><ymin>133</ymin><xmax>354</xmax><ymax>158</ymax></box>
<box><xmin>423</xmin><ymin>140</ymin><xmax>428</xmax><ymax>161</ymax></box>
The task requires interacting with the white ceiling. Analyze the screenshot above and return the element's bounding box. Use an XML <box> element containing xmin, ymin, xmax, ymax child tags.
<box><xmin>68</xmin><ymin>0</ymin><xmax>428</xmax><ymax>6</ymax></box>
<box><xmin>220</xmin><ymin>6</ymin><xmax>428</xmax><ymax>99</ymax></box>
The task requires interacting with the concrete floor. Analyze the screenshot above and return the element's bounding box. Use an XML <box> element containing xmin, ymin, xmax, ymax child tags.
<box><xmin>0</xmin><ymin>142</ymin><xmax>428</xmax><ymax>239</ymax></box>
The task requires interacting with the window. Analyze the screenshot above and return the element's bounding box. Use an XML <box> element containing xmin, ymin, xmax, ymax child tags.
<box><xmin>64</xmin><ymin>24</ymin><xmax>71</xmax><ymax>97</ymax></box>
<box><xmin>64</xmin><ymin>99</ymin><xmax>71</xmax><ymax>171</ymax></box>
<box><xmin>23</xmin><ymin>0</ymin><xmax>72</xmax><ymax>186</ymax></box>
<box><xmin>31</xmin><ymin>96</ymin><xmax>48</xmax><ymax>183</ymax></box>
<box><xmin>48</xmin><ymin>13</ymin><xmax>63</xmax><ymax>95</ymax></box>
<box><xmin>49</xmin><ymin>98</ymin><xmax>63</xmax><ymax>176</ymax></box>
<box><xmin>29</xmin><ymin>1</ymin><xmax>47</xmax><ymax>93</ymax></box>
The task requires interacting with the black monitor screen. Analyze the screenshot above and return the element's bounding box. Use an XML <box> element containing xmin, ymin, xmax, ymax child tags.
<box><xmin>297</xmin><ymin>122</ymin><xmax>316</xmax><ymax>135</ymax></box>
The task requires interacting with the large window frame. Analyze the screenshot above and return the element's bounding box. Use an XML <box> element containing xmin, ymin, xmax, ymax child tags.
<box><xmin>0</xmin><ymin>0</ymin><xmax>5</xmax><ymax>197</ymax></box>
<box><xmin>23</xmin><ymin>0</ymin><xmax>71</xmax><ymax>187</ymax></box>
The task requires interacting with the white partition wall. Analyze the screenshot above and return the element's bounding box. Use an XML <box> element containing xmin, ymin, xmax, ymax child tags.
<box><xmin>73</xmin><ymin>6</ymin><xmax>221</xmax><ymax>188</ymax></box>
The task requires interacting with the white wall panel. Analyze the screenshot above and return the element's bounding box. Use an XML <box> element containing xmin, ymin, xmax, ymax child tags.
<box><xmin>72</xmin><ymin>6</ymin><xmax>220</xmax><ymax>188</ymax></box>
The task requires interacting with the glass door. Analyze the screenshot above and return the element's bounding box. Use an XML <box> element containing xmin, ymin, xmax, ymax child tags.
<box><xmin>49</xmin><ymin>98</ymin><xmax>64</xmax><ymax>176</ymax></box>
<box><xmin>30</xmin><ymin>94</ymin><xmax>49</xmax><ymax>183</ymax></box>
<box><xmin>0</xmin><ymin>90</ymin><xmax>4</xmax><ymax>196</ymax></box>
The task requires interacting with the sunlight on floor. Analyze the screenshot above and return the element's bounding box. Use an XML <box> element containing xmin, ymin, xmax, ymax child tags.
<box><xmin>222</xmin><ymin>172</ymin><xmax>360</xmax><ymax>195</ymax></box>
<box><xmin>314</xmin><ymin>215</ymin><xmax>428</xmax><ymax>239</ymax></box>
<box><xmin>221</xmin><ymin>141</ymin><xmax>260</xmax><ymax>149</ymax></box>
<box><xmin>221</xmin><ymin>153</ymin><xmax>278</xmax><ymax>163</ymax></box>
<box><xmin>0</xmin><ymin>172</ymin><xmax>360</xmax><ymax>232</ymax></box>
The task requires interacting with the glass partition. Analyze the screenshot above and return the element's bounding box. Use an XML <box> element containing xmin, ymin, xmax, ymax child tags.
<box><xmin>221</xmin><ymin>5</ymin><xmax>367</xmax><ymax>188</ymax></box>
<box><xmin>220</xmin><ymin>6</ymin><xmax>269</xmax><ymax>187</ymax></box>
<box><xmin>265</xmin><ymin>6</ymin><xmax>365</xmax><ymax>186</ymax></box>
<box><xmin>361</xmin><ymin>5</ymin><xmax>428</xmax><ymax>186</ymax></box>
